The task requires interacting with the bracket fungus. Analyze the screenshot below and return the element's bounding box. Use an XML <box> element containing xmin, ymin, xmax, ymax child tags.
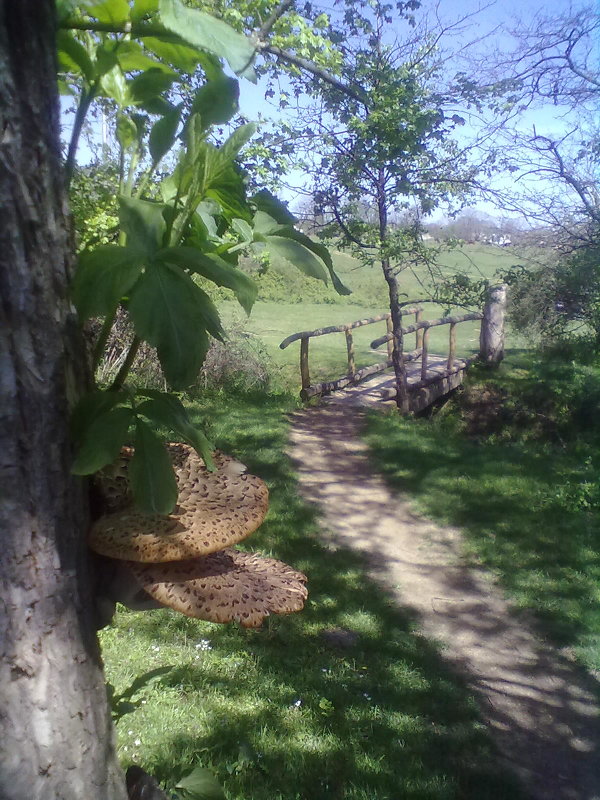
<box><xmin>91</xmin><ymin>443</ymin><xmax>308</xmax><ymax>628</ymax></box>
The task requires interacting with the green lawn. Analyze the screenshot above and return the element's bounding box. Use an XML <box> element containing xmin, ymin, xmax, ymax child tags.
<box><xmin>100</xmin><ymin>391</ymin><xmax>523</xmax><ymax>800</ymax></box>
<box><xmin>218</xmin><ymin>243</ymin><xmax>525</xmax><ymax>391</ymax></box>
<box><xmin>363</xmin><ymin>352</ymin><xmax>600</xmax><ymax>672</ymax></box>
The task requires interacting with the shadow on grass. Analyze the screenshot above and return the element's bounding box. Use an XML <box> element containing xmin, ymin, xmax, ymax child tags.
<box><xmin>103</xmin><ymin>390</ymin><xmax>524</xmax><ymax>800</ymax></box>
<box><xmin>364</xmin><ymin>354</ymin><xmax>600</xmax><ymax>664</ymax></box>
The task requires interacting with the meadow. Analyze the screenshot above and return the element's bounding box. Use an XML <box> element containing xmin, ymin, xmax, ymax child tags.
<box><xmin>100</xmin><ymin>242</ymin><xmax>600</xmax><ymax>798</ymax></box>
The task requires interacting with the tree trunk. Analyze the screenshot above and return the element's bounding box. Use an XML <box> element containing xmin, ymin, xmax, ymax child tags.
<box><xmin>0</xmin><ymin>4</ymin><xmax>127</xmax><ymax>799</ymax></box>
<box><xmin>376</xmin><ymin>168</ymin><xmax>409</xmax><ymax>412</ymax></box>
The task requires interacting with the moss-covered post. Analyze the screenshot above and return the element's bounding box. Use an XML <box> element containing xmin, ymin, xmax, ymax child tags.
<box><xmin>479</xmin><ymin>284</ymin><xmax>508</xmax><ymax>365</ymax></box>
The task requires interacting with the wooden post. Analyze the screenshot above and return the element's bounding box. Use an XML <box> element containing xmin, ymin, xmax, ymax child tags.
<box><xmin>386</xmin><ymin>316</ymin><xmax>393</xmax><ymax>360</ymax></box>
<box><xmin>345</xmin><ymin>328</ymin><xmax>356</xmax><ymax>377</ymax></box>
<box><xmin>300</xmin><ymin>336</ymin><xmax>310</xmax><ymax>390</ymax></box>
<box><xmin>479</xmin><ymin>284</ymin><xmax>508</xmax><ymax>365</ymax></box>
<box><xmin>421</xmin><ymin>327</ymin><xmax>429</xmax><ymax>381</ymax></box>
<box><xmin>447</xmin><ymin>322</ymin><xmax>457</xmax><ymax>371</ymax></box>
<box><xmin>415</xmin><ymin>308</ymin><xmax>423</xmax><ymax>350</ymax></box>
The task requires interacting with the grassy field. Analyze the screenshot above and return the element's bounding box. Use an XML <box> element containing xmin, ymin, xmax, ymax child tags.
<box><xmin>219</xmin><ymin>243</ymin><xmax>526</xmax><ymax>389</ymax></box>
<box><xmin>364</xmin><ymin>352</ymin><xmax>600</xmax><ymax>673</ymax></box>
<box><xmin>100</xmin><ymin>391</ymin><xmax>524</xmax><ymax>800</ymax></box>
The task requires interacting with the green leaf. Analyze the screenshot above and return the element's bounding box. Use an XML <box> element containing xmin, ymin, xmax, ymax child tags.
<box><xmin>252</xmin><ymin>189</ymin><xmax>297</xmax><ymax>225</ymax></box>
<box><xmin>136</xmin><ymin>389</ymin><xmax>215</xmax><ymax>470</ymax></box>
<box><xmin>70</xmin><ymin>389</ymin><xmax>129</xmax><ymax>446</ymax></box>
<box><xmin>206</xmin><ymin>166</ymin><xmax>251</xmax><ymax>222</ymax></box>
<box><xmin>194</xmin><ymin>200</ymin><xmax>220</xmax><ymax>240</ymax></box>
<box><xmin>88</xmin><ymin>0</ymin><xmax>131</xmax><ymax>22</ymax></box>
<box><xmin>130</xmin><ymin>420</ymin><xmax>177</xmax><ymax>513</ymax></box>
<box><xmin>175</xmin><ymin>767</ymin><xmax>226</xmax><ymax>800</ymax></box>
<box><xmin>149</xmin><ymin>106</ymin><xmax>181</xmax><ymax>164</ymax></box>
<box><xmin>252</xmin><ymin>210</ymin><xmax>284</xmax><ymax>237</ymax></box>
<box><xmin>72</xmin><ymin>245</ymin><xmax>146</xmax><ymax>320</ymax></box>
<box><xmin>116</xmin><ymin>113</ymin><xmax>139</xmax><ymax>152</ymax></box>
<box><xmin>219</xmin><ymin>123</ymin><xmax>256</xmax><ymax>165</ymax></box>
<box><xmin>142</xmin><ymin>36</ymin><xmax>201</xmax><ymax>73</ymax></box>
<box><xmin>56</xmin><ymin>30</ymin><xmax>94</xmax><ymax>83</ymax></box>
<box><xmin>72</xmin><ymin>406</ymin><xmax>134</xmax><ymax>475</ymax></box>
<box><xmin>158</xmin><ymin>0</ymin><xmax>256</xmax><ymax>77</ymax></box>
<box><xmin>99</xmin><ymin>64</ymin><xmax>130</xmax><ymax>106</ymax></box>
<box><xmin>115</xmin><ymin>41</ymin><xmax>173</xmax><ymax>74</ymax></box>
<box><xmin>191</xmin><ymin>74</ymin><xmax>239</xmax><ymax>129</ymax></box>
<box><xmin>128</xmin><ymin>261</ymin><xmax>218</xmax><ymax>389</ymax></box>
<box><xmin>263</xmin><ymin>235</ymin><xmax>329</xmax><ymax>283</ymax></box>
<box><xmin>131</xmin><ymin>0</ymin><xmax>159</xmax><ymax>20</ymax></box>
<box><xmin>231</xmin><ymin>218</ymin><xmax>253</xmax><ymax>243</ymax></box>
<box><xmin>159</xmin><ymin>246</ymin><xmax>257</xmax><ymax>314</ymax></box>
<box><xmin>276</xmin><ymin>228</ymin><xmax>351</xmax><ymax>295</ymax></box>
<box><xmin>129</xmin><ymin>67</ymin><xmax>177</xmax><ymax>105</ymax></box>
<box><xmin>119</xmin><ymin>196</ymin><xmax>167</xmax><ymax>255</ymax></box>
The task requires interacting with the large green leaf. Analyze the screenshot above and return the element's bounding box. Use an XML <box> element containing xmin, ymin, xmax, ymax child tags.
<box><xmin>88</xmin><ymin>0</ymin><xmax>131</xmax><ymax>23</ymax></box>
<box><xmin>99</xmin><ymin>64</ymin><xmax>130</xmax><ymax>106</ymax></box>
<box><xmin>158</xmin><ymin>0</ymin><xmax>256</xmax><ymax>77</ymax></box>
<box><xmin>136</xmin><ymin>389</ymin><xmax>215</xmax><ymax>470</ymax></box>
<box><xmin>116</xmin><ymin>113</ymin><xmax>139</xmax><ymax>152</ymax></box>
<box><xmin>129</xmin><ymin>67</ymin><xmax>177</xmax><ymax>105</ymax></box>
<box><xmin>70</xmin><ymin>389</ymin><xmax>129</xmax><ymax>446</ymax></box>
<box><xmin>262</xmin><ymin>236</ymin><xmax>329</xmax><ymax>283</ymax></box>
<box><xmin>159</xmin><ymin>246</ymin><xmax>257</xmax><ymax>314</ymax></box>
<box><xmin>149</xmin><ymin>106</ymin><xmax>181</xmax><ymax>164</ymax></box>
<box><xmin>119</xmin><ymin>196</ymin><xmax>167</xmax><ymax>255</ymax></box>
<box><xmin>191</xmin><ymin>74</ymin><xmax>239</xmax><ymax>129</ymax></box>
<box><xmin>115</xmin><ymin>40</ymin><xmax>174</xmax><ymax>74</ymax></box>
<box><xmin>252</xmin><ymin>210</ymin><xmax>285</xmax><ymax>237</ymax></box>
<box><xmin>142</xmin><ymin>36</ymin><xmax>201</xmax><ymax>73</ymax></box>
<box><xmin>175</xmin><ymin>767</ymin><xmax>226</xmax><ymax>800</ymax></box>
<box><xmin>128</xmin><ymin>261</ymin><xmax>218</xmax><ymax>388</ymax></box>
<box><xmin>275</xmin><ymin>228</ymin><xmax>351</xmax><ymax>295</ymax></box>
<box><xmin>206</xmin><ymin>166</ymin><xmax>252</xmax><ymax>222</ymax></box>
<box><xmin>130</xmin><ymin>420</ymin><xmax>178</xmax><ymax>513</ymax></box>
<box><xmin>131</xmin><ymin>0</ymin><xmax>159</xmax><ymax>21</ymax></box>
<box><xmin>72</xmin><ymin>245</ymin><xmax>146</xmax><ymax>320</ymax></box>
<box><xmin>218</xmin><ymin>123</ymin><xmax>256</xmax><ymax>165</ymax></box>
<box><xmin>56</xmin><ymin>30</ymin><xmax>94</xmax><ymax>83</ymax></box>
<box><xmin>71</xmin><ymin>406</ymin><xmax>134</xmax><ymax>475</ymax></box>
<box><xmin>252</xmin><ymin>189</ymin><xmax>297</xmax><ymax>225</ymax></box>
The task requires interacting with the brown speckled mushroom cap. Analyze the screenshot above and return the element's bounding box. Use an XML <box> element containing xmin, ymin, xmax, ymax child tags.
<box><xmin>89</xmin><ymin>445</ymin><xmax>269</xmax><ymax>562</ymax></box>
<box><xmin>127</xmin><ymin>548</ymin><xmax>308</xmax><ymax>627</ymax></box>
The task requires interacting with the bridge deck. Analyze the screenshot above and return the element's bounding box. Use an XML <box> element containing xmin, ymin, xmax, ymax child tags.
<box><xmin>321</xmin><ymin>354</ymin><xmax>471</xmax><ymax>412</ymax></box>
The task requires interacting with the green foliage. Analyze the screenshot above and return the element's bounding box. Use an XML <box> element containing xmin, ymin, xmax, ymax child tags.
<box><xmin>60</xmin><ymin>0</ymin><xmax>347</xmax><ymax>510</ymax></box>
<box><xmin>108</xmin><ymin>666</ymin><xmax>176</xmax><ymax>723</ymax></box>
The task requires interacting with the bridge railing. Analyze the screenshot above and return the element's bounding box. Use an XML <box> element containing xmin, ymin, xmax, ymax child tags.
<box><xmin>279</xmin><ymin>307</ymin><xmax>422</xmax><ymax>400</ymax></box>
<box><xmin>279</xmin><ymin>286</ymin><xmax>507</xmax><ymax>401</ymax></box>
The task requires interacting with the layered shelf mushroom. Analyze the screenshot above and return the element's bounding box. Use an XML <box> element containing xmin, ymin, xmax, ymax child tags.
<box><xmin>91</xmin><ymin>444</ymin><xmax>307</xmax><ymax>628</ymax></box>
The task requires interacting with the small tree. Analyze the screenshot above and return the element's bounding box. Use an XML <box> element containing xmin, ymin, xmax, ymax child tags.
<box><xmin>292</xmin><ymin>0</ymin><xmax>477</xmax><ymax>409</ymax></box>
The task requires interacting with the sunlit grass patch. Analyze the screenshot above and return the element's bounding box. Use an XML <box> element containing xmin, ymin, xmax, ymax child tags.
<box><xmin>364</xmin><ymin>352</ymin><xmax>600</xmax><ymax>671</ymax></box>
<box><xmin>100</xmin><ymin>390</ymin><xmax>523</xmax><ymax>799</ymax></box>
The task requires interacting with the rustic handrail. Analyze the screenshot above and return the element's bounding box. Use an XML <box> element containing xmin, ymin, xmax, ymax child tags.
<box><xmin>370</xmin><ymin>312</ymin><xmax>483</xmax><ymax>349</ymax></box>
<box><xmin>279</xmin><ymin>308</ymin><xmax>421</xmax><ymax>350</ymax></box>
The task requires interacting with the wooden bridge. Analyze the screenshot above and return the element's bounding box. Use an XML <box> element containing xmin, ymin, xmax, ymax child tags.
<box><xmin>279</xmin><ymin>286</ymin><xmax>507</xmax><ymax>413</ymax></box>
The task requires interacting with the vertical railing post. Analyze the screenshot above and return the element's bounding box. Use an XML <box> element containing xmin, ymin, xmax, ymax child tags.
<box><xmin>300</xmin><ymin>336</ymin><xmax>310</xmax><ymax>392</ymax></box>
<box><xmin>421</xmin><ymin>327</ymin><xmax>430</xmax><ymax>381</ymax></box>
<box><xmin>479</xmin><ymin>284</ymin><xmax>508</xmax><ymax>365</ymax></box>
<box><xmin>447</xmin><ymin>322</ymin><xmax>457</xmax><ymax>371</ymax></box>
<box><xmin>386</xmin><ymin>315</ymin><xmax>393</xmax><ymax>362</ymax></box>
<box><xmin>415</xmin><ymin>308</ymin><xmax>423</xmax><ymax>351</ymax></box>
<box><xmin>345</xmin><ymin>328</ymin><xmax>356</xmax><ymax>377</ymax></box>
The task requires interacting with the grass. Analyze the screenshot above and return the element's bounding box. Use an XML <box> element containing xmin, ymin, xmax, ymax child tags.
<box><xmin>363</xmin><ymin>350</ymin><xmax>600</xmax><ymax>672</ymax></box>
<box><xmin>218</xmin><ymin>243</ymin><xmax>523</xmax><ymax>390</ymax></box>
<box><xmin>100</xmin><ymin>391</ymin><xmax>524</xmax><ymax>800</ymax></box>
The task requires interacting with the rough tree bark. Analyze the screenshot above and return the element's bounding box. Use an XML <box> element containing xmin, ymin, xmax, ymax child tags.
<box><xmin>0</xmin><ymin>3</ymin><xmax>127</xmax><ymax>798</ymax></box>
<box><xmin>377</xmin><ymin>168</ymin><xmax>409</xmax><ymax>413</ymax></box>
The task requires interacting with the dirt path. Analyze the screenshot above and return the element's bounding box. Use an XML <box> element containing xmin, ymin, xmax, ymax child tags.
<box><xmin>287</xmin><ymin>406</ymin><xmax>600</xmax><ymax>800</ymax></box>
